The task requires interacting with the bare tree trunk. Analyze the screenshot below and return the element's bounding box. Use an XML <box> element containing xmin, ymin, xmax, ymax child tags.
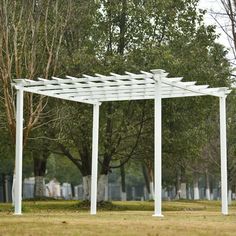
<box><xmin>97</xmin><ymin>174</ymin><xmax>108</xmax><ymax>202</ymax></box>
<box><xmin>34</xmin><ymin>176</ymin><xmax>45</xmax><ymax>197</ymax></box>
<box><xmin>120</xmin><ymin>163</ymin><xmax>126</xmax><ymax>201</ymax></box>
<box><xmin>5</xmin><ymin>175</ymin><xmax>9</xmax><ymax>202</ymax></box>
<box><xmin>193</xmin><ymin>174</ymin><xmax>200</xmax><ymax>200</ymax></box>
<box><xmin>142</xmin><ymin>163</ymin><xmax>151</xmax><ymax>199</ymax></box>
<box><xmin>2</xmin><ymin>174</ymin><xmax>9</xmax><ymax>203</ymax></box>
<box><xmin>228</xmin><ymin>188</ymin><xmax>232</xmax><ymax>205</ymax></box>
<box><xmin>150</xmin><ymin>181</ymin><xmax>154</xmax><ymax>200</ymax></box>
<box><xmin>145</xmin><ymin>161</ymin><xmax>154</xmax><ymax>200</ymax></box>
<box><xmin>175</xmin><ymin>169</ymin><xmax>181</xmax><ymax>199</ymax></box>
<box><xmin>82</xmin><ymin>175</ymin><xmax>91</xmax><ymax>200</ymax></box>
<box><xmin>83</xmin><ymin>174</ymin><xmax>108</xmax><ymax>202</ymax></box>
<box><xmin>180</xmin><ymin>183</ymin><xmax>187</xmax><ymax>199</ymax></box>
<box><xmin>33</xmin><ymin>153</ymin><xmax>47</xmax><ymax>198</ymax></box>
<box><xmin>205</xmin><ymin>171</ymin><xmax>211</xmax><ymax>200</ymax></box>
<box><xmin>187</xmin><ymin>183</ymin><xmax>192</xmax><ymax>200</ymax></box>
<box><xmin>12</xmin><ymin>174</ymin><xmax>15</xmax><ymax>205</ymax></box>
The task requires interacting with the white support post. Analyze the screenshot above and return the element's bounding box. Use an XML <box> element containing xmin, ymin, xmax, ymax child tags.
<box><xmin>90</xmin><ymin>103</ymin><xmax>100</xmax><ymax>215</ymax></box>
<box><xmin>153</xmin><ymin>70</ymin><xmax>164</xmax><ymax>217</ymax></box>
<box><xmin>14</xmin><ymin>88</ymin><xmax>24</xmax><ymax>215</ymax></box>
<box><xmin>219</xmin><ymin>96</ymin><xmax>228</xmax><ymax>215</ymax></box>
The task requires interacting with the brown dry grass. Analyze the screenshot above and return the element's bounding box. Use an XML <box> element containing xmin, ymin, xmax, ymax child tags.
<box><xmin>0</xmin><ymin>201</ymin><xmax>236</xmax><ymax>236</ymax></box>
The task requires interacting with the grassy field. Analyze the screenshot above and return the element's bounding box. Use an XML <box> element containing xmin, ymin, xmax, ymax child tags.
<box><xmin>0</xmin><ymin>200</ymin><xmax>236</xmax><ymax>236</ymax></box>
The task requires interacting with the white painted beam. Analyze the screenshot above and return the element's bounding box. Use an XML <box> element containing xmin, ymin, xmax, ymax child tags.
<box><xmin>69</xmin><ymin>86</ymin><xmax>221</xmax><ymax>97</ymax></box>
<box><xmin>13</xmin><ymin>73</ymin><xmax>154</xmax><ymax>86</ymax></box>
<box><xmin>12</xmin><ymin>71</ymin><xmax>231</xmax><ymax>100</ymax></box>
<box><xmin>20</xmin><ymin>85</ymin><xmax>226</xmax><ymax>102</ymax></box>
<box><xmin>153</xmin><ymin>71</ymin><xmax>163</xmax><ymax>217</ymax></box>
<box><xmin>162</xmin><ymin>79</ymin><xmax>223</xmax><ymax>97</ymax></box>
<box><xmin>22</xmin><ymin>82</ymin><xmax>218</xmax><ymax>96</ymax></box>
<box><xmin>14</xmin><ymin>88</ymin><xmax>24</xmax><ymax>215</ymax></box>
<box><xmin>14</xmin><ymin>78</ymin><xmax>230</xmax><ymax>99</ymax></box>
<box><xmin>19</xmin><ymin>78</ymin><xmax>155</xmax><ymax>91</ymax></box>
<box><xmin>90</xmin><ymin>103</ymin><xmax>100</xmax><ymax>215</ymax></box>
<box><xmin>72</xmin><ymin>90</ymin><xmax>220</xmax><ymax>100</ymax></box>
<box><xmin>219</xmin><ymin>96</ymin><xmax>228</xmax><ymax>215</ymax></box>
<box><xmin>21</xmin><ymin>87</ymin><xmax>96</xmax><ymax>104</ymax></box>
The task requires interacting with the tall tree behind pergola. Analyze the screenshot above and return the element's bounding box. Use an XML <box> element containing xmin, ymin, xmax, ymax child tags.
<box><xmin>12</xmin><ymin>69</ymin><xmax>231</xmax><ymax>216</ymax></box>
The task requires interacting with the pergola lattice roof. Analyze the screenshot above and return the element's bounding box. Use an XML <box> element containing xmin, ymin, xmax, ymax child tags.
<box><xmin>12</xmin><ymin>69</ymin><xmax>231</xmax><ymax>217</ymax></box>
<box><xmin>13</xmin><ymin>69</ymin><xmax>231</xmax><ymax>104</ymax></box>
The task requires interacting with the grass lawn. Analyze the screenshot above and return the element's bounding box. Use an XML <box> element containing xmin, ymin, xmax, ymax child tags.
<box><xmin>0</xmin><ymin>200</ymin><xmax>236</xmax><ymax>236</ymax></box>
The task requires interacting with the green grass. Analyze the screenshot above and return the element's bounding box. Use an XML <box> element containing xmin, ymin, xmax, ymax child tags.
<box><xmin>0</xmin><ymin>200</ymin><xmax>236</xmax><ymax>235</ymax></box>
<box><xmin>1</xmin><ymin>199</ymin><xmax>235</xmax><ymax>213</ymax></box>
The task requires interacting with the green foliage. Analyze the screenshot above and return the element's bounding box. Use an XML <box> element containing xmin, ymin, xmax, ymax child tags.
<box><xmin>0</xmin><ymin>102</ymin><xmax>14</xmax><ymax>174</ymax></box>
<box><xmin>0</xmin><ymin>0</ymin><xmax>233</xmax><ymax>190</ymax></box>
<box><xmin>0</xmin><ymin>131</ymin><xmax>14</xmax><ymax>174</ymax></box>
<box><xmin>33</xmin><ymin>0</ymin><xmax>231</xmax><ymax>186</ymax></box>
<box><xmin>46</xmin><ymin>154</ymin><xmax>82</xmax><ymax>185</ymax></box>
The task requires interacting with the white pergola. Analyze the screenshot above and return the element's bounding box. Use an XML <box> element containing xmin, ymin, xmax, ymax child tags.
<box><xmin>12</xmin><ymin>69</ymin><xmax>231</xmax><ymax>216</ymax></box>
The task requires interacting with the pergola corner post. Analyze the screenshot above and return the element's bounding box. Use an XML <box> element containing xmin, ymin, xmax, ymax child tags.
<box><xmin>90</xmin><ymin>102</ymin><xmax>101</xmax><ymax>215</ymax></box>
<box><xmin>14</xmin><ymin>87</ymin><xmax>24</xmax><ymax>215</ymax></box>
<box><xmin>219</xmin><ymin>95</ymin><xmax>228</xmax><ymax>215</ymax></box>
<box><xmin>152</xmin><ymin>69</ymin><xmax>165</xmax><ymax>217</ymax></box>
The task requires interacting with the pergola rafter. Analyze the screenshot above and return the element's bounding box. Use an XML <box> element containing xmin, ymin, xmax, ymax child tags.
<box><xmin>13</xmin><ymin>70</ymin><xmax>230</xmax><ymax>103</ymax></box>
<box><xmin>12</xmin><ymin>69</ymin><xmax>231</xmax><ymax>217</ymax></box>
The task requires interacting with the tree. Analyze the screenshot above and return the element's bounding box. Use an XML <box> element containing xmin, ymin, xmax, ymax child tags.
<box><xmin>209</xmin><ymin>0</ymin><xmax>236</xmax><ymax>69</ymax></box>
<box><xmin>0</xmin><ymin>0</ymin><xmax>71</xmax><ymax>144</ymax></box>
<box><xmin>52</xmin><ymin>0</ymin><xmax>230</xmax><ymax>201</ymax></box>
<box><xmin>0</xmin><ymin>0</ymin><xmax>72</xmax><ymax>197</ymax></box>
<box><xmin>0</xmin><ymin>0</ymin><xmax>230</xmax><ymax>202</ymax></box>
<box><xmin>220</xmin><ymin>0</ymin><xmax>236</xmax><ymax>59</ymax></box>
<box><xmin>226</xmin><ymin>91</ymin><xmax>236</xmax><ymax>198</ymax></box>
